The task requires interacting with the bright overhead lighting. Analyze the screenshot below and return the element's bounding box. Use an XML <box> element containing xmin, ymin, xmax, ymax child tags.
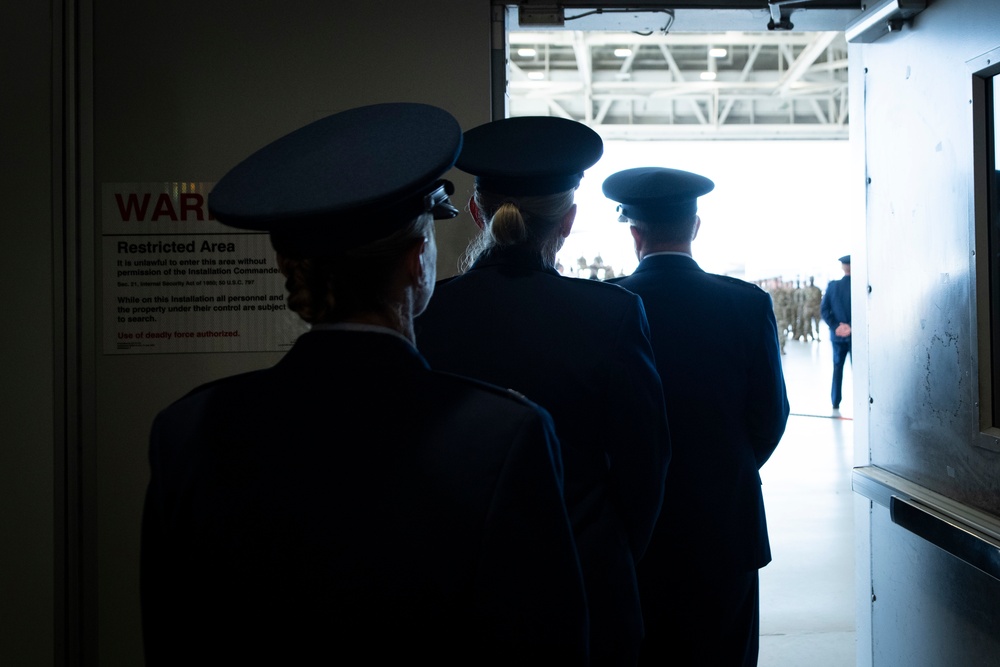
<box><xmin>614</xmin><ymin>48</ymin><xmax>632</xmax><ymax>57</ymax></box>
<box><xmin>709</xmin><ymin>47</ymin><xmax>728</xmax><ymax>58</ymax></box>
<box><xmin>517</xmin><ymin>48</ymin><xmax>537</xmax><ymax>57</ymax></box>
<box><xmin>700</xmin><ymin>71</ymin><xmax>717</xmax><ymax>81</ymax></box>
<box><xmin>527</xmin><ymin>71</ymin><xmax>546</xmax><ymax>80</ymax></box>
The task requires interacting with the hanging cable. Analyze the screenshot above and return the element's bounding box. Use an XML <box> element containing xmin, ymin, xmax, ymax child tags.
<box><xmin>562</xmin><ymin>8</ymin><xmax>675</xmax><ymax>35</ymax></box>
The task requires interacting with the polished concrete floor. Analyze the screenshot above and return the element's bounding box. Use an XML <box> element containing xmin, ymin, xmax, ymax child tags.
<box><xmin>758</xmin><ymin>337</ymin><xmax>856</xmax><ymax>666</ymax></box>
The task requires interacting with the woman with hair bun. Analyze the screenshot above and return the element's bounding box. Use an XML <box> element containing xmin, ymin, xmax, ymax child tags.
<box><xmin>416</xmin><ymin>115</ymin><xmax>672</xmax><ymax>667</ymax></box>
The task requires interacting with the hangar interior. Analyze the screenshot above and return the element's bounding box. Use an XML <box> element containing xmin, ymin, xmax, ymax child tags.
<box><xmin>507</xmin><ymin>28</ymin><xmax>849</xmax><ymax>139</ymax></box>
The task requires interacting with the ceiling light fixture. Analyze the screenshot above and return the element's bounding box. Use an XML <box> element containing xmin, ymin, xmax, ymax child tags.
<box><xmin>845</xmin><ymin>0</ymin><xmax>927</xmax><ymax>43</ymax></box>
<box><xmin>517</xmin><ymin>48</ymin><xmax>537</xmax><ymax>57</ymax></box>
<box><xmin>614</xmin><ymin>48</ymin><xmax>633</xmax><ymax>57</ymax></box>
<box><xmin>709</xmin><ymin>47</ymin><xmax>727</xmax><ymax>58</ymax></box>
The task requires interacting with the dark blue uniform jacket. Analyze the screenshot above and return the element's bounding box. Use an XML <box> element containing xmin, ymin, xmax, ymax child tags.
<box><xmin>141</xmin><ymin>328</ymin><xmax>589</xmax><ymax>666</ymax></box>
<box><xmin>415</xmin><ymin>245</ymin><xmax>671</xmax><ymax>658</ymax></box>
<box><xmin>821</xmin><ymin>276</ymin><xmax>852</xmax><ymax>342</ymax></box>
<box><xmin>610</xmin><ymin>253</ymin><xmax>789</xmax><ymax>577</ymax></box>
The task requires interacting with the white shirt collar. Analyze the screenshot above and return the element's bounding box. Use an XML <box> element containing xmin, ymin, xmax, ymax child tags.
<box><xmin>642</xmin><ymin>250</ymin><xmax>692</xmax><ymax>260</ymax></box>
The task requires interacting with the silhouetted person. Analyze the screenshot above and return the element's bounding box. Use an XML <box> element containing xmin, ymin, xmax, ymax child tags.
<box><xmin>603</xmin><ymin>167</ymin><xmax>790</xmax><ymax>667</ymax></box>
<box><xmin>140</xmin><ymin>104</ymin><xmax>590</xmax><ymax>666</ymax></box>
<box><xmin>821</xmin><ymin>255</ymin><xmax>852</xmax><ymax>410</ymax></box>
<box><xmin>416</xmin><ymin>116</ymin><xmax>671</xmax><ymax>666</ymax></box>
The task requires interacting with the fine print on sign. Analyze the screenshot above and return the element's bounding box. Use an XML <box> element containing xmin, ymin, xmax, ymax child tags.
<box><xmin>103</xmin><ymin>183</ymin><xmax>308</xmax><ymax>355</ymax></box>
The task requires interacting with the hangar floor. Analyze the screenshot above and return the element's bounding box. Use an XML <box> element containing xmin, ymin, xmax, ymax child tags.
<box><xmin>759</xmin><ymin>337</ymin><xmax>856</xmax><ymax>666</ymax></box>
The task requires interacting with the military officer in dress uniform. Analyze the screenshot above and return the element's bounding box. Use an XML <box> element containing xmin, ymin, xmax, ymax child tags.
<box><xmin>415</xmin><ymin>116</ymin><xmax>671</xmax><ymax>667</ymax></box>
<box><xmin>602</xmin><ymin>167</ymin><xmax>790</xmax><ymax>667</ymax></box>
<box><xmin>821</xmin><ymin>255</ymin><xmax>852</xmax><ymax>409</ymax></box>
<box><xmin>140</xmin><ymin>103</ymin><xmax>590</xmax><ymax>666</ymax></box>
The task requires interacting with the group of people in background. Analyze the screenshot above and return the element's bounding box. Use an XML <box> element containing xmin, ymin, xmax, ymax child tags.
<box><xmin>140</xmin><ymin>104</ymin><xmax>793</xmax><ymax>666</ymax></box>
<box><xmin>758</xmin><ymin>276</ymin><xmax>824</xmax><ymax>353</ymax></box>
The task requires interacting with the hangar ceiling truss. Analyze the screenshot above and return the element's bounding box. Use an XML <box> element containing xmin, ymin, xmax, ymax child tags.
<box><xmin>507</xmin><ymin>30</ymin><xmax>849</xmax><ymax>140</ymax></box>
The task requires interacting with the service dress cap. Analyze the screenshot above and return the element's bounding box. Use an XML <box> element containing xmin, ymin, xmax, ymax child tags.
<box><xmin>602</xmin><ymin>167</ymin><xmax>715</xmax><ymax>223</ymax></box>
<box><xmin>208</xmin><ymin>102</ymin><xmax>462</xmax><ymax>256</ymax></box>
<box><xmin>455</xmin><ymin>116</ymin><xmax>603</xmax><ymax>196</ymax></box>
<box><xmin>839</xmin><ymin>255</ymin><xmax>851</xmax><ymax>264</ymax></box>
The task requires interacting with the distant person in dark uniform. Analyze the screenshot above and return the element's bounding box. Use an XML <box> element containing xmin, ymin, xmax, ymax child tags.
<box><xmin>602</xmin><ymin>167</ymin><xmax>790</xmax><ymax>667</ymax></box>
<box><xmin>415</xmin><ymin>116</ymin><xmax>671</xmax><ymax>667</ymax></box>
<box><xmin>821</xmin><ymin>255</ymin><xmax>852</xmax><ymax>410</ymax></box>
<box><xmin>140</xmin><ymin>103</ymin><xmax>590</xmax><ymax>666</ymax></box>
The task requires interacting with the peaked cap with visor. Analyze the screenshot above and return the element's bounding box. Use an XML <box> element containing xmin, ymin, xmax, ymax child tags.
<box><xmin>455</xmin><ymin>116</ymin><xmax>603</xmax><ymax>197</ymax></box>
<box><xmin>208</xmin><ymin>102</ymin><xmax>463</xmax><ymax>257</ymax></box>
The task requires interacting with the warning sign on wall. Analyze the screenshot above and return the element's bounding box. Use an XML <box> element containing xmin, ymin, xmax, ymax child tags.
<box><xmin>102</xmin><ymin>182</ymin><xmax>308</xmax><ymax>355</ymax></box>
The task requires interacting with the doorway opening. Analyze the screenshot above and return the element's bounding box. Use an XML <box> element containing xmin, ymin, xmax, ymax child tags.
<box><xmin>500</xmin><ymin>8</ymin><xmax>859</xmax><ymax>665</ymax></box>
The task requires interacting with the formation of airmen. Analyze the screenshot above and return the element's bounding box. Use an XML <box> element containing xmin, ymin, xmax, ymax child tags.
<box><xmin>758</xmin><ymin>277</ymin><xmax>823</xmax><ymax>354</ymax></box>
